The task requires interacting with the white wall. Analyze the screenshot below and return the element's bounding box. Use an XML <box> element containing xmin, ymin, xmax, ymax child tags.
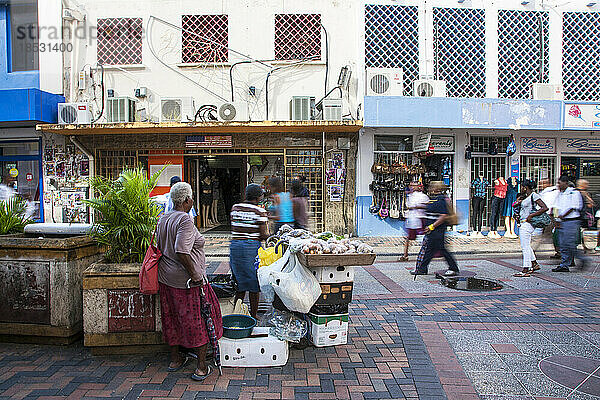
<box><xmin>39</xmin><ymin>0</ymin><xmax>63</xmax><ymax>94</ymax></box>
<box><xmin>64</xmin><ymin>0</ymin><xmax>361</xmax><ymax>122</ymax></box>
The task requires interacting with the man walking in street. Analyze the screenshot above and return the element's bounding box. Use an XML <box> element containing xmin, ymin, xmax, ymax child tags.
<box><xmin>552</xmin><ymin>175</ymin><xmax>590</xmax><ymax>272</ymax></box>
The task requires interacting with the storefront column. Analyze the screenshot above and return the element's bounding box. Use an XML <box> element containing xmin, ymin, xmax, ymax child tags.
<box><xmin>455</xmin><ymin>132</ymin><xmax>470</xmax><ymax>232</ymax></box>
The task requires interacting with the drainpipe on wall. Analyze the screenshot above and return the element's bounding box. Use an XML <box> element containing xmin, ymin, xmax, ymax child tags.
<box><xmin>69</xmin><ymin>136</ymin><xmax>94</xmax><ymax>224</ymax></box>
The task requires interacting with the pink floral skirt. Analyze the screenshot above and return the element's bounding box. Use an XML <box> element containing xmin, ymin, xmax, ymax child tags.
<box><xmin>159</xmin><ymin>282</ymin><xmax>223</xmax><ymax>348</ymax></box>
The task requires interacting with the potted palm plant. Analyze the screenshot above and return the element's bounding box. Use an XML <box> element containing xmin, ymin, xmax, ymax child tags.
<box><xmin>82</xmin><ymin>166</ymin><xmax>166</xmax><ymax>352</ymax></box>
<box><xmin>0</xmin><ymin>196</ymin><xmax>33</xmax><ymax>235</ymax></box>
<box><xmin>0</xmin><ymin>191</ymin><xmax>102</xmax><ymax>344</ymax></box>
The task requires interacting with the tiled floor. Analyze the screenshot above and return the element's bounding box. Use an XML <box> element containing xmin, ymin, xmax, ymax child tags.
<box><xmin>1</xmin><ymin>251</ymin><xmax>599</xmax><ymax>399</ymax></box>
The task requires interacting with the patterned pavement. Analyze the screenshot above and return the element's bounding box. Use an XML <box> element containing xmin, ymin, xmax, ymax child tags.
<box><xmin>1</xmin><ymin>251</ymin><xmax>600</xmax><ymax>399</ymax></box>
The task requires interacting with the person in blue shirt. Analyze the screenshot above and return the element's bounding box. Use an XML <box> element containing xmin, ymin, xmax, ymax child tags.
<box><xmin>165</xmin><ymin>176</ymin><xmax>197</xmax><ymax>220</ymax></box>
<box><xmin>267</xmin><ymin>176</ymin><xmax>294</xmax><ymax>234</ymax></box>
<box><xmin>411</xmin><ymin>181</ymin><xmax>459</xmax><ymax>277</ymax></box>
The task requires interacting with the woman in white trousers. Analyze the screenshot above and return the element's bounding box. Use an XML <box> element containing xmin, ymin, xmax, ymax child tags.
<box><xmin>514</xmin><ymin>180</ymin><xmax>548</xmax><ymax>275</ymax></box>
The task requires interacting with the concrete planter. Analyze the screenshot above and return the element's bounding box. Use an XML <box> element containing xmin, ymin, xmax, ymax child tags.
<box><xmin>83</xmin><ymin>262</ymin><xmax>164</xmax><ymax>354</ymax></box>
<box><xmin>0</xmin><ymin>235</ymin><xmax>102</xmax><ymax>344</ymax></box>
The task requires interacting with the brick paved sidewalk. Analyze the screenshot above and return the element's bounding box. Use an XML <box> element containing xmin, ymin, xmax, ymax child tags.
<box><xmin>1</xmin><ymin>255</ymin><xmax>599</xmax><ymax>399</ymax></box>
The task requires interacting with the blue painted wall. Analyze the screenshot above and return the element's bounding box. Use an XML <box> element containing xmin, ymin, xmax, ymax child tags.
<box><xmin>365</xmin><ymin>96</ymin><xmax>563</xmax><ymax>130</ymax></box>
<box><xmin>0</xmin><ymin>88</ymin><xmax>63</xmax><ymax>123</ymax></box>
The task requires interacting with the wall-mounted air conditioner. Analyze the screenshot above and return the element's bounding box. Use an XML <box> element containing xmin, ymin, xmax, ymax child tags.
<box><xmin>321</xmin><ymin>99</ymin><xmax>343</xmax><ymax>121</ymax></box>
<box><xmin>58</xmin><ymin>103</ymin><xmax>92</xmax><ymax>125</ymax></box>
<box><xmin>107</xmin><ymin>97</ymin><xmax>137</xmax><ymax>123</ymax></box>
<box><xmin>532</xmin><ymin>83</ymin><xmax>563</xmax><ymax>100</ymax></box>
<box><xmin>160</xmin><ymin>97</ymin><xmax>195</xmax><ymax>123</ymax></box>
<box><xmin>289</xmin><ymin>96</ymin><xmax>315</xmax><ymax>121</ymax></box>
<box><xmin>366</xmin><ymin>68</ymin><xmax>403</xmax><ymax>96</ymax></box>
<box><xmin>413</xmin><ymin>80</ymin><xmax>447</xmax><ymax>97</ymax></box>
<box><xmin>217</xmin><ymin>102</ymin><xmax>249</xmax><ymax>122</ymax></box>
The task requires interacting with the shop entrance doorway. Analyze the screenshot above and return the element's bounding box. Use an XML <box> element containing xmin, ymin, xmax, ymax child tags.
<box><xmin>520</xmin><ymin>156</ymin><xmax>556</xmax><ymax>191</ymax></box>
<box><xmin>470</xmin><ymin>157</ymin><xmax>508</xmax><ymax>231</ymax></box>
<box><xmin>561</xmin><ymin>157</ymin><xmax>600</xmax><ymax>211</ymax></box>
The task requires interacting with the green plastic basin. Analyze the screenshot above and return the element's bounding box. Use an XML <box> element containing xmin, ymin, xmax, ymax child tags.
<box><xmin>222</xmin><ymin>314</ymin><xmax>257</xmax><ymax>339</ymax></box>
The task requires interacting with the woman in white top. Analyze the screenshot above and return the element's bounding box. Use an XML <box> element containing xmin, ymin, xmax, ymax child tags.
<box><xmin>514</xmin><ymin>180</ymin><xmax>548</xmax><ymax>275</ymax></box>
<box><xmin>399</xmin><ymin>183</ymin><xmax>429</xmax><ymax>261</ymax></box>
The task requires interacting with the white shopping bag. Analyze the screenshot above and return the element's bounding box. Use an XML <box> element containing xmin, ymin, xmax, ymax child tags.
<box><xmin>257</xmin><ymin>250</ymin><xmax>291</xmax><ymax>302</ymax></box>
<box><xmin>269</xmin><ymin>252</ymin><xmax>322</xmax><ymax>314</ymax></box>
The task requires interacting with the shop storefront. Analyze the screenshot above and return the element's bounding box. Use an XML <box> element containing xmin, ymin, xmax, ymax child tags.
<box><xmin>0</xmin><ymin>138</ymin><xmax>43</xmax><ymax>221</ymax></box>
<box><xmin>37</xmin><ymin>121</ymin><xmax>361</xmax><ymax>235</ymax></box>
<box><xmin>559</xmin><ymin>137</ymin><xmax>600</xmax><ymax>202</ymax></box>
<box><xmin>357</xmin><ymin>129</ymin><xmax>456</xmax><ymax>236</ymax></box>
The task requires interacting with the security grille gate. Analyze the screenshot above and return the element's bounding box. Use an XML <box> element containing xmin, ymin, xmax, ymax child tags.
<box><xmin>498</xmin><ymin>10</ymin><xmax>549</xmax><ymax>99</ymax></box>
<box><xmin>364</xmin><ymin>4</ymin><xmax>419</xmax><ymax>97</ymax></box>
<box><xmin>520</xmin><ymin>156</ymin><xmax>556</xmax><ymax>192</ymax></box>
<box><xmin>285</xmin><ymin>149</ymin><xmax>324</xmax><ymax>232</ymax></box>
<box><xmin>97</xmin><ymin>18</ymin><xmax>143</xmax><ymax>65</ymax></box>
<box><xmin>96</xmin><ymin>150</ymin><xmax>138</xmax><ymax>179</ymax></box>
<box><xmin>433</xmin><ymin>7</ymin><xmax>486</xmax><ymax>98</ymax></box>
<box><xmin>562</xmin><ymin>12</ymin><xmax>600</xmax><ymax>101</ymax></box>
<box><xmin>182</xmin><ymin>15</ymin><xmax>229</xmax><ymax>63</ymax></box>
<box><xmin>470</xmin><ymin>136</ymin><xmax>509</xmax><ymax>231</ymax></box>
<box><xmin>274</xmin><ymin>14</ymin><xmax>321</xmax><ymax>61</ymax></box>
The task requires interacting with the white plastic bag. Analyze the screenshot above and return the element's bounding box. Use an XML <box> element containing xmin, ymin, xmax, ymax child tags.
<box><xmin>257</xmin><ymin>250</ymin><xmax>291</xmax><ymax>302</ymax></box>
<box><xmin>269</xmin><ymin>253</ymin><xmax>322</xmax><ymax>314</ymax></box>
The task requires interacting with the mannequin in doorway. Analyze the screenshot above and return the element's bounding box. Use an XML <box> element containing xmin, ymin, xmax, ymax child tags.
<box><xmin>470</xmin><ymin>172</ymin><xmax>489</xmax><ymax>238</ymax></box>
<box><xmin>489</xmin><ymin>176</ymin><xmax>508</xmax><ymax>238</ymax></box>
<box><xmin>200</xmin><ymin>174</ymin><xmax>213</xmax><ymax>228</ymax></box>
<box><xmin>503</xmin><ymin>177</ymin><xmax>519</xmax><ymax>238</ymax></box>
<box><xmin>210</xmin><ymin>173</ymin><xmax>220</xmax><ymax>226</ymax></box>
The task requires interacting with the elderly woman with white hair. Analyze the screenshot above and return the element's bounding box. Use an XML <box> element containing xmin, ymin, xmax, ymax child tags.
<box><xmin>156</xmin><ymin>182</ymin><xmax>223</xmax><ymax>381</ymax></box>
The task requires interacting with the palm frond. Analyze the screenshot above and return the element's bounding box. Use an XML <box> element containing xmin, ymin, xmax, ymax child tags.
<box><xmin>86</xmin><ymin>165</ymin><xmax>167</xmax><ymax>263</ymax></box>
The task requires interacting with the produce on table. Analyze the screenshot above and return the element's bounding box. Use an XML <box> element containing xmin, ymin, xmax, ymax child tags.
<box><xmin>301</xmin><ymin>238</ymin><xmax>374</xmax><ymax>255</ymax></box>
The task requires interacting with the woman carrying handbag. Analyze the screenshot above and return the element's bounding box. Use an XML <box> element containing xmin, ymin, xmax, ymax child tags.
<box><xmin>513</xmin><ymin>180</ymin><xmax>549</xmax><ymax>276</ymax></box>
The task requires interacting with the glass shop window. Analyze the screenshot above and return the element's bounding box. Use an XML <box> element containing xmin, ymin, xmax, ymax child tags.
<box><xmin>374</xmin><ymin>135</ymin><xmax>413</xmax><ymax>152</ymax></box>
<box><xmin>9</xmin><ymin>0</ymin><xmax>39</xmax><ymax>72</ymax></box>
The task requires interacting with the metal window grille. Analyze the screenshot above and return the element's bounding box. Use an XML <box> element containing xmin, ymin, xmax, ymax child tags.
<box><xmin>285</xmin><ymin>149</ymin><xmax>323</xmax><ymax>232</ymax></box>
<box><xmin>274</xmin><ymin>14</ymin><xmax>321</xmax><ymax>61</ymax></box>
<box><xmin>498</xmin><ymin>10</ymin><xmax>549</xmax><ymax>99</ymax></box>
<box><xmin>563</xmin><ymin>12</ymin><xmax>600</xmax><ymax>101</ymax></box>
<box><xmin>96</xmin><ymin>150</ymin><xmax>138</xmax><ymax>179</ymax></box>
<box><xmin>97</xmin><ymin>18</ymin><xmax>143</xmax><ymax>65</ymax></box>
<box><xmin>470</xmin><ymin>157</ymin><xmax>507</xmax><ymax>230</ymax></box>
<box><xmin>365</xmin><ymin>4</ymin><xmax>419</xmax><ymax>96</ymax></box>
<box><xmin>470</xmin><ymin>136</ymin><xmax>510</xmax><ymax>154</ymax></box>
<box><xmin>182</xmin><ymin>15</ymin><xmax>228</xmax><ymax>63</ymax></box>
<box><xmin>433</xmin><ymin>8</ymin><xmax>486</xmax><ymax>98</ymax></box>
<box><xmin>520</xmin><ymin>156</ymin><xmax>556</xmax><ymax>191</ymax></box>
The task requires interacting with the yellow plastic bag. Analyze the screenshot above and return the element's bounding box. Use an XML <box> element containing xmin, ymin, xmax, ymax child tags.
<box><xmin>258</xmin><ymin>246</ymin><xmax>283</xmax><ymax>268</ymax></box>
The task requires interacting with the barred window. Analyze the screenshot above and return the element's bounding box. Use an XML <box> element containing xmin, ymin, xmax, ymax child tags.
<box><xmin>182</xmin><ymin>15</ymin><xmax>228</xmax><ymax>63</ymax></box>
<box><xmin>97</xmin><ymin>18</ymin><xmax>143</xmax><ymax>65</ymax></box>
<box><xmin>365</xmin><ymin>4</ymin><xmax>419</xmax><ymax>97</ymax></box>
<box><xmin>563</xmin><ymin>12</ymin><xmax>600</xmax><ymax>101</ymax></box>
<box><xmin>498</xmin><ymin>10</ymin><xmax>549</xmax><ymax>99</ymax></box>
<box><xmin>274</xmin><ymin>14</ymin><xmax>321</xmax><ymax>61</ymax></box>
<box><xmin>433</xmin><ymin>8</ymin><xmax>486</xmax><ymax>98</ymax></box>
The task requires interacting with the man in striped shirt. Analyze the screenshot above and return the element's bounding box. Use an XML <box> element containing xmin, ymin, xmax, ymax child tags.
<box><xmin>229</xmin><ymin>184</ymin><xmax>269</xmax><ymax>318</ymax></box>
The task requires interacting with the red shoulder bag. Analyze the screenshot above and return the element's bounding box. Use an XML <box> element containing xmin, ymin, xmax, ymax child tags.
<box><xmin>139</xmin><ymin>229</ymin><xmax>161</xmax><ymax>295</ymax></box>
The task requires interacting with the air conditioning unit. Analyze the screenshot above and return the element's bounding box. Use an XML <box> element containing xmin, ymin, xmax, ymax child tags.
<box><xmin>366</xmin><ymin>68</ymin><xmax>403</xmax><ymax>96</ymax></box>
<box><xmin>217</xmin><ymin>102</ymin><xmax>249</xmax><ymax>122</ymax></box>
<box><xmin>289</xmin><ymin>96</ymin><xmax>315</xmax><ymax>121</ymax></box>
<box><xmin>58</xmin><ymin>103</ymin><xmax>92</xmax><ymax>125</ymax></box>
<box><xmin>413</xmin><ymin>80</ymin><xmax>447</xmax><ymax>97</ymax></box>
<box><xmin>532</xmin><ymin>83</ymin><xmax>563</xmax><ymax>100</ymax></box>
<box><xmin>160</xmin><ymin>97</ymin><xmax>195</xmax><ymax>123</ymax></box>
<box><xmin>321</xmin><ymin>99</ymin><xmax>343</xmax><ymax>121</ymax></box>
<box><xmin>106</xmin><ymin>97</ymin><xmax>136</xmax><ymax>123</ymax></box>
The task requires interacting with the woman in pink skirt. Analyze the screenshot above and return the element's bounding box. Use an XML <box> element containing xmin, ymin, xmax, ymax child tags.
<box><xmin>156</xmin><ymin>182</ymin><xmax>223</xmax><ymax>381</ymax></box>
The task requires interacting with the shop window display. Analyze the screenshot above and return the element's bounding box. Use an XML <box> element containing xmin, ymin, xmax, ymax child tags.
<box><xmin>371</xmin><ymin>136</ymin><xmax>454</xmax><ymax>222</ymax></box>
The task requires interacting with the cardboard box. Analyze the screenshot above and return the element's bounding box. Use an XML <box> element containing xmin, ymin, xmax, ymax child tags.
<box><xmin>309</xmin><ymin>265</ymin><xmax>355</xmax><ymax>283</ymax></box>
<box><xmin>219</xmin><ymin>327</ymin><xmax>289</xmax><ymax>367</ymax></box>
<box><xmin>315</xmin><ymin>281</ymin><xmax>353</xmax><ymax>305</ymax></box>
<box><xmin>309</xmin><ymin>313</ymin><xmax>349</xmax><ymax>347</ymax></box>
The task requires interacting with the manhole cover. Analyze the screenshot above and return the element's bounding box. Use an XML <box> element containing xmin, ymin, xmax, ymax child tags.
<box><xmin>440</xmin><ymin>277</ymin><xmax>503</xmax><ymax>291</ymax></box>
<box><xmin>540</xmin><ymin>356</ymin><xmax>600</xmax><ymax>397</ymax></box>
